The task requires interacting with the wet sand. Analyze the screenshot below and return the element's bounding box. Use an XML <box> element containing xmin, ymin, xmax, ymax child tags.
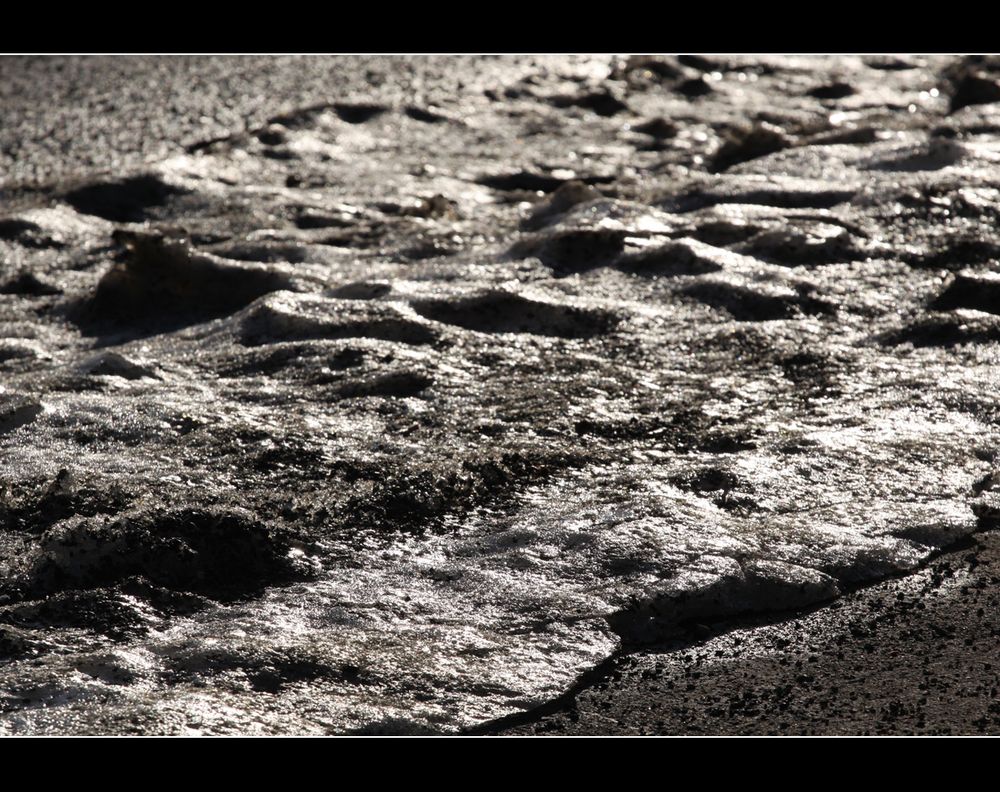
<box><xmin>2</xmin><ymin>54</ymin><xmax>1000</xmax><ymax>735</ymax></box>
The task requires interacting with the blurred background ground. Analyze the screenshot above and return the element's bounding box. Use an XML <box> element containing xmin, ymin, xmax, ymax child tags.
<box><xmin>0</xmin><ymin>55</ymin><xmax>581</xmax><ymax>186</ymax></box>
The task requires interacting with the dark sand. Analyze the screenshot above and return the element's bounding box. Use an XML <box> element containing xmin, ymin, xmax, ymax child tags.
<box><xmin>491</xmin><ymin>533</ymin><xmax>1000</xmax><ymax>735</ymax></box>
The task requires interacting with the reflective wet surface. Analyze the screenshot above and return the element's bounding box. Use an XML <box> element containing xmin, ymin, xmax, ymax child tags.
<box><xmin>2</xmin><ymin>55</ymin><xmax>1000</xmax><ymax>733</ymax></box>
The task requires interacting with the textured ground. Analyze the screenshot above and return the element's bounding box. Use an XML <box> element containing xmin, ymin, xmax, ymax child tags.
<box><xmin>496</xmin><ymin>532</ymin><xmax>1000</xmax><ymax>735</ymax></box>
<box><xmin>2</xmin><ymin>55</ymin><xmax>1000</xmax><ymax>735</ymax></box>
